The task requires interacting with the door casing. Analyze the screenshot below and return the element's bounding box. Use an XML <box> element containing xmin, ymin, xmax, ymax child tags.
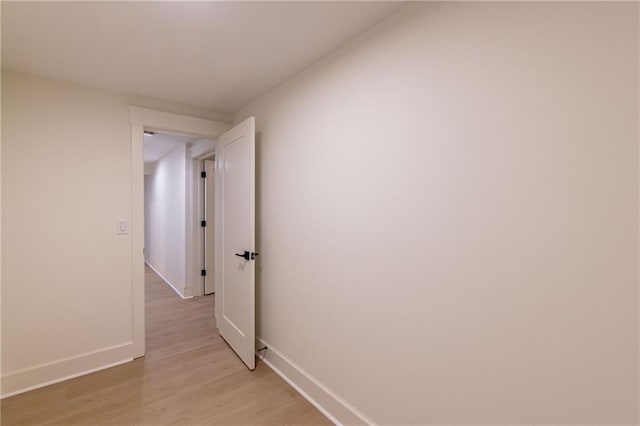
<box><xmin>129</xmin><ymin>106</ymin><xmax>231</xmax><ymax>358</ymax></box>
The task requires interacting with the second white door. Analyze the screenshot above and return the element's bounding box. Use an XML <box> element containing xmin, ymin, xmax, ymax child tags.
<box><xmin>204</xmin><ymin>159</ymin><xmax>215</xmax><ymax>295</ymax></box>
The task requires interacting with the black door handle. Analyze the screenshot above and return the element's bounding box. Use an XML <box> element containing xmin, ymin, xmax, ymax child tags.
<box><xmin>235</xmin><ymin>251</ymin><xmax>251</xmax><ymax>260</ymax></box>
<box><xmin>235</xmin><ymin>251</ymin><xmax>260</xmax><ymax>261</ymax></box>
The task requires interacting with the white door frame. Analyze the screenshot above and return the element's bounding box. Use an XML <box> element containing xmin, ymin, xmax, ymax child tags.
<box><xmin>189</xmin><ymin>140</ymin><xmax>217</xmax><ymax>297</ymax></box>
<box><xmin>128</xmin><ymin>106</ymin><xmax>232</xmax><ymax>358</ymax></box>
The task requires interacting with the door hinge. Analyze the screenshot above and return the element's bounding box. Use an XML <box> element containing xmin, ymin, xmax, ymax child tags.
<box><xmin>201</xmin><ymin>269</ymin><xmax>207</xmax><ymax>276</ymax></box>
<box><xmin>201</xmin><ymin>171</ymin><xmax>207</xmax><ymax>178</ymax></box>
<box><xmin>201</xmin><ymin>220</ymin><xmax>206</xmax><ymax>227</ymax></box>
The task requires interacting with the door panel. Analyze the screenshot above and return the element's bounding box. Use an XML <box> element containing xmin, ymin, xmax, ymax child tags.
<box><xmin>215</xmin><ymin>117</ymin><xmax>256</xmax><ymax>370</ymax></box>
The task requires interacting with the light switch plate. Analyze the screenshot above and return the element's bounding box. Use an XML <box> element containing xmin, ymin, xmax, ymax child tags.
<box><xmin>117</xmin><ymin>220</ymin><xmax>129</xmax><ymax>235</ymax></box>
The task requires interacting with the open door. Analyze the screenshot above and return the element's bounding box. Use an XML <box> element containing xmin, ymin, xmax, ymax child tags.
<box><xmin>204</xmin><ymin>159</ymin><xmax>216</xmax><ymax>295</ymax></box>
<box><xmin>215</xmin><ymin>116</ymin><xmax>256</xmax><ymax>370</ymax></box>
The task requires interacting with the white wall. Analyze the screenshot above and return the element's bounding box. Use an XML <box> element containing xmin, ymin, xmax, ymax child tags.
<box><xmin>235</xmin><ymin>2</ymin><xmax>639</xmax><ymax>424</ymax></box>
<box><xmin>1</xmin><ymin>70</ymin><xmax>229</xmax><ymax>396</ymax></box>
<box><xmin>144</xmin><ymin>144</ymin><xmax>189</xmax><ymax>297</ymax></box>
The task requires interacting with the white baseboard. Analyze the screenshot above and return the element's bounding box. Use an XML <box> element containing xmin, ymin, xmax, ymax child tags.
<box><xmin>183</xmin><ymin>284</ymin><xmax>194</xmax><ymax>298</ymax></box>
<box><xmin>1</xmin><ymin>342</ymin><xmax>133</xmax><ymax>398</ymax></box>
<box><xmin>145</xmin><ymin>261</ymin><xmax>193</xmax><ymax>299</ymax></box>
<box><xmin>255</xmin><ymin>337</ymin><xmax>374</xmax><ymax>426</ymax></box>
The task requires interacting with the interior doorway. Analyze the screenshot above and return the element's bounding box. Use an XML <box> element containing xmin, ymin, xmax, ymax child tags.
<box><xmin>143</xmin><ymin>129</ymin><xmax>221</xmax><ymax>299</ymax></box>
<box><xmin>143</xmin><ymin>130</ymin><xmax>200</xmax><ymax>299</ymax></box>
<box><xmin>131</xmin><ymin>107</ymin><xmax>257</xmax><ymax>370</ymax></box>
<box><xmin>129</xmin><ymin>105</ymin><xmax>232</xmax><ymax>358</ymax></box>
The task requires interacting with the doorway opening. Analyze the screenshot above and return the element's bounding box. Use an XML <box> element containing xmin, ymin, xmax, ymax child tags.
<box><xmin>130</xmin><ymin>106</ymin><xmax>257</xmax><ymax>370</ymax></box>
<box><xmin>129</xmin><ymin>105</ymin><xmax>232</xmax><ymax>358</ymax></box>
<box><xmin>143</xmin><ymin>130</ymin><xmax>206</xmax><ymax>299</ymax></box>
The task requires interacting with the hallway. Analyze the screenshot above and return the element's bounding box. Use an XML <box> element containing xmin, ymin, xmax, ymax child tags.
<box><xmin>1</xmin><ymin>267</ymin><xmax>330</xmax><ymax>425</ymax></box>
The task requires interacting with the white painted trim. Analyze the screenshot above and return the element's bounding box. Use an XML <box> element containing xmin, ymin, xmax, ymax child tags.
<box><xmin>2</xmin><ymin>359</ymin><xmax>132</xmax><ymax>399</ymax></box>
<box><xmin>145</xmin><ymin>261</ymin><xmax>193</xmax><ymax>300</ymax></box>
<box><xmin>129</xmin><ymin>106</ymin><xmax>232</xmax><ymax>360</ymax></box>
<box><xmin>128</xmin><ymin>106</ymin><xmax>231</xmax><ymax>137</ymax></box>
<box><xmin>255</xmin><ymin>338</ymin><xmax>375</xmax><ymax>426</ymax></box>
<box><xmin>1</xmin><ymin>343</ymin><xmax>133</xmax><ymax>398</ymax></box>
<box><xmin>131</xmin><ymin>121</ymin><xmax>145</xmax><ymax>359</ymax></box>
<box><xmin>637</xmin><ymin>6</ymin><xmax>640</xmax><ymax>424</ymax></box>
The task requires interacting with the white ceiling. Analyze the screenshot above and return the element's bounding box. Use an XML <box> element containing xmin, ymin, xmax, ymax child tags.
<box><xmin>144</xmin><ymin>132</ymin><xmax>197</xmax><ymax>166</ymax></box>
<box><xmin>2</xmin><ymin>2</ymin><xmax>406</xmax><ymax>115</ymax></box>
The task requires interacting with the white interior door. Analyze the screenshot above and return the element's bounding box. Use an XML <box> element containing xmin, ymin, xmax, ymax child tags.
<box><xmin>204</xmin><ymin>159</ymin><xmax>216</xmax><ymax>295</ymax></box>
<box><xmin>215</xmin><ymin>116</ymin><xmax>256</xmax><ymax>370</ymax></box>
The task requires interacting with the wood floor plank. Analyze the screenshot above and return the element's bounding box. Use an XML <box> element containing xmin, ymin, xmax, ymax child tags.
<box><xmin>1</xmin><ymin>266</ymin><xmax>332</xmax><ymax>425</ymax></box>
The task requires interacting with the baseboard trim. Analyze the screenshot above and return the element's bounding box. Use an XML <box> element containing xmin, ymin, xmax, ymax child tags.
<box><xmin>255</xmin><ymin>337</ymin><xmax>374</xmax><ymax>426</ymax></box>
<box><xmin>1</xmin><ymin>342</ymin><xmax>133</xmax><ymax>398</ymax></box>
<box><xmin>145</xmin><ymin>261</ymin><xmax>192</xmax><ymax>299</ymax></box>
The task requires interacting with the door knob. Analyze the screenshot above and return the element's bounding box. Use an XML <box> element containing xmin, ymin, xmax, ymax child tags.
<box><xmin>235</xmin><ymin>251</ymin><xmax>251</xmax><ymax>260</ymax></box>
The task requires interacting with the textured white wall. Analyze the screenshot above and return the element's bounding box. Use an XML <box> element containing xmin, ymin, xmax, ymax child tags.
<box><xmin>144</xmin><ymin>145</ymin><xmax>187</xmax><ymax>296</ymax></box>
<box><xmin>235</xmin><ymin>2</ymin><xmax>639</xmax><ymax>424</ymax></box>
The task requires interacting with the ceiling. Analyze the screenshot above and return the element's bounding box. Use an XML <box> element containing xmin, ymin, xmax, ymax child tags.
<box><xmin>2</xmin><ymin>2</ymin><xmax>406</xmax><ymax>115</ymax></box>
<box><xmin>144</xmin><ymin>132</ymin><xmax>198</xmax><ymax>166</ymax></box>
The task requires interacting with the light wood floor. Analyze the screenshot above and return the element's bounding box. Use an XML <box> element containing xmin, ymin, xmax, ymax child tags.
<box><xmin>1</xmin><ymin>266</ymin><xmax>331</xmax><ymax>425</ymax></box>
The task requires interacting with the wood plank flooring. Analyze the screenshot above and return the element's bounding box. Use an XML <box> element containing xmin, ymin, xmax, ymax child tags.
<box><xmin>1</xmin><ymin>266</ymin><xmax>331</xmax><ymax>425</ymax></box>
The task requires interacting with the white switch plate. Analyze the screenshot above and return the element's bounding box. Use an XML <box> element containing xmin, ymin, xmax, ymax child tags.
<box><xmin>117</xmin><ymin>220</ymin><xmax>129</xmax><ymax>235</ymax></box>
